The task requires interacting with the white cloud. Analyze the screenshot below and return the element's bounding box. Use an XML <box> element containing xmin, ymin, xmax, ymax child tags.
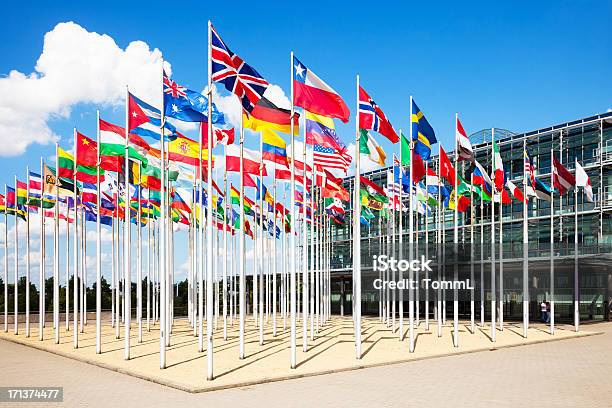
<box><xmin>0</xmin><ymin>21</ymin><xmax>169</xmax><ymax>156</ymax></box>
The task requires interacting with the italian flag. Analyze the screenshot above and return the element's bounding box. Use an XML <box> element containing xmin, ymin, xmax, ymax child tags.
<box><xmin>359</xmin><ymin>129</ymin><xmax>386</xmax><ymax>166</ymax></box>
<box><xmin>493</xmin><ymin>140</ymin><xmax>505</xmax><ymax>192</ymax></box>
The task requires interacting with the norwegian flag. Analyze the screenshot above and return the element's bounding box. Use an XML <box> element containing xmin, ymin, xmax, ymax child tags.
<box><xmin>358</xmin><ymin>86</ymin><xmax>399</xmax><ymax>143</ymax></box>
<box><xmin>211</xmin><ymin>25</ymin><xmax>269</xmax><ymax>114</ymax></box>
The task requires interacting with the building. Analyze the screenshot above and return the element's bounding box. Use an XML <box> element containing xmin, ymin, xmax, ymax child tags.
<box><xmin>329</xmin><ymin>111</ymin><xmax>612</xmax><ymax>322</ymax></box>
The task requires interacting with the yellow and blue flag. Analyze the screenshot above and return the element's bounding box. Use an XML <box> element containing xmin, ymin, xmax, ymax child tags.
<box><xmin>411</xmin><ymin>99</ymin><xmax>437</xmax><ymax>160</ymax></box>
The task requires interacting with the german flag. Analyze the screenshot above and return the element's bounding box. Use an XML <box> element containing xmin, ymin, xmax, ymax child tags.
<box><xmin>243</xmin><ymin>97</ymin><xmax>299</xmax><ymax>135</ymax></box>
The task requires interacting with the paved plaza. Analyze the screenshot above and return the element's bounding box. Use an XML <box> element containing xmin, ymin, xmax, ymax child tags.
<box><xmin>1</xmin><ymin>316</ymin><xmax>609</xmax><ymax>407</ymax></box>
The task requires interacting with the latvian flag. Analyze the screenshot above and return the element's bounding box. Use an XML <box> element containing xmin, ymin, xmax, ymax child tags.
<box><xmin>456</xmin><ymin>116</ymin><xmax>474</xmax><ymax>162</ymax></box>
<box><xmin>552</xmin><ymin>156</ymin><xmax>575</xmax><ymax>195</ymax></box>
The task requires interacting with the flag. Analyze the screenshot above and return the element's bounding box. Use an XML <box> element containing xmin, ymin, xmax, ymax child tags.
<box><xmin>530</xmin><ymin>177</ymin><xmax>553</xmax><ymax>201</ymax></box>
<box><xmin>16</xmin><ymin>180</ymin><xmax>28</xmax><ymax>205</ymax></box>
<box><xmin>472</xmin><ymin>160</ymin><xmax>493</xmax><ymax>196</ymax></box>
<box><xmin>211</xmin><ymin>25</ymin><xmax>269</xmax><ymax>113</ymax></box>
<box><xmin>360</xmin><ymin>176</ymin><xmax>388</xmax><ymax>204</ymax></box>
<box><xmin>456</xmin><ymin>116</ymin><xmax>474</xmax><ymax>162</ymax></box>
<box><xmin>243</xmin><ymin>97</ymin><xmax>298</xmax><ymax>135</ymax></box>
<box><xmin>411</xmin><ymin>99</ymin><xmax>437</xmax><ymax>160</ymax></box>
<box><xmin>226</xmin><ymin>144</ymin><xmax>266</xmax><ymax>175</ymax></box>
<box><xmin>493</xmin><ymin>140</ymin><xmax>505</xmax><ymax>191</ymax></box>
<box><xmin>506</xmin><ymin>180</ymin><xmax>527</xmax><ymax>204</ymax></box>
<box><xmin>262</xmin><ymin>129</ymin><xmax>288</xmax><ymax>167</ymax></box>
<box><xmin>29</xmin><ymin>171</ymin><xmax>54</xmax><ymax>208</ymax></box>
<box><xmin>358</xmin><ymin>86</ymin><xmax>399</xmax><ymax>143</ymax></box>
<box><xmin>163</xmin><ymin>71</ymin><xmax>225</xmax><ymax>123</ymax></box>
<box><xmin>400</xmin><ymin>132</ymin><xmax>426</xmax><ymax>183</ymax></box>
<box><xmin>167</xmin><ymin>133</ymin><xmax>208</xmax><ymax>166</ymax></box>
<box><xmin>552</xmin><ymin>156</ymin><xmax>576</xmax><ymax>195</ymax></box>
<box><xmin>524</xmin><ymin>150</ymin><xmax>536</xmax><ymax>188</ymax></box>
<box><xmin>128</xmin><ymin>92</ymin><xmax>177</xmax><ymax>141</ymax></box>
<box><xmin>313</xmin><ymin>144</ymin><xmax>351</xmax><ymax>172</ymax></box>
<box><xmin>81</xmin><ymin>183</ymin><xmax>98</xmax><ymax>204</ymax></box>
<box><xmin>575</xmin><ymin>160</ymin><xmax>594</xmax><ymax>202</ymax></box>
<box><xmin>292</xmin><ymin>56</ymin><xmax>349</xmax><ymax>123</ymax></box>
<box><xmin>201</xmin><ymin>124</ymin><xmax>235</xmax><ymax>149</ymax></box>
<box><xmin>99</xmin><ymin>118</ymin><xmax>148</xmax><ymax>167</ymax></box>
<box><xmin>359</xmin><ymin>129</ymin><xmax>386</xmax><ymax>166</ymax></box>
<box><xmin>439</xmin><ymin>146</ymin><xmax>456</xmax><ymax>186</ymax></box>
<box><xmin>305</xmin><ymin>111</ymin><xmax>345</xmax><ymax>150</ymax></box>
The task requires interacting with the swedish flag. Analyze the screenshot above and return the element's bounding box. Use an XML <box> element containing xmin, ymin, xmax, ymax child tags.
<box><xmin>411</xmin><ymin>100</ymin><xmax>437</xmax><ymax>160</ymax></box>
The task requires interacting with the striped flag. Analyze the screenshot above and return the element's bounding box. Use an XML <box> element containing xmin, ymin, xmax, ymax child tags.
<box><xmin>552</xmin><ymin>156</ymin><xmax>575</xmax><ymax>195</ymax></box>
<box><xmin>313</xmin><ymin>144</ymin><xmax>350</xmax><ymax>172</ymax></box>
<box><xmin>575</xmin><ymin>160</ymin><xmax>594</xmax><ymax>202</ymax></box>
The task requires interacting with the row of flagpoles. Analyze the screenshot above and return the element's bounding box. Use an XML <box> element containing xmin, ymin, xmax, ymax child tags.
<box><xmin>0</xmin><ymin>21</ymin><xmax>598</xmax><ymax>380</ymax></box>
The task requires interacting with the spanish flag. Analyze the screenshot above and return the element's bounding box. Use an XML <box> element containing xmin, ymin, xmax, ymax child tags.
<box><xmin>167</xmin><ymin>133</ymin><xmax>210</xmax><ymax>166</ymax></box>
<box><xmin>243</xmin><ymin>97</ymin><xmax>299</xmax><ymax>135</ymax></box>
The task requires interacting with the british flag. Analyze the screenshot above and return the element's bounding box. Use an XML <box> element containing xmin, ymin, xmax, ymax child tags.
<box><xmin>211</xmin><ymin>25</ymin><xmax>269</xmax><ymax>114</ymax></box>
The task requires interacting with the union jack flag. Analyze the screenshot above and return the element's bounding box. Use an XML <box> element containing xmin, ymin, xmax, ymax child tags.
<box><xmin>211</xmin><ymin>25</ymin><xmax>269</xmax><ymax>114</ymax></box>
<box><xmin>163</xmin><ymin>73</ymin><xmax>186</xmax><ymax>98</ymax></box>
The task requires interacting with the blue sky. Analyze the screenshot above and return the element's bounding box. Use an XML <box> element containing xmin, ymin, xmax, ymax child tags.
<box><xmin>0</xmin><ymin>1</ymin><xmax>610</xmax><ymax>284</ymax></box>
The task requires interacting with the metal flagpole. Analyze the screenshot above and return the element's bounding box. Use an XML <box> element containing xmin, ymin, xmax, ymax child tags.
<box><xmin>453</xmin><ymin>114</ymin><xmax>459</xmax><ymax>348</ymax></box>
<box><xmin>550</xmin><ymin>147</ymin><xmax>555</xmax><ymax>335</ymax></box>
<box><xmin>3</xmin><ymin>184</ymin><xmax>7</xmax><ymax>333</ymax></box>
<box><xmin>302</xmin><ymin>127</ymin><xmax>308</xmax><ymax>352</ymax></box>
<box><xmin>26</xmin><ymin>167</ymin><xmax>31</xmax><ymax>338</ymax></box>
<box><xmin>273</xmin><ymin>164</ymin><xmax>278</xmax><ymax>337</ymax></box>
<box><xmin>436</xmin><ymin>148</ymin><xmax>442</xmax><ymax>338</ymax></box>
<box><xmin>289</xmin><ymin>52</ymin><xmax>297</xmax><ymax>368</ymax></box>
<box><xmin>490</xmin><ymin>128</ymin><xmax>496</xmax><ymax>342</ymax></box>
<box><xmin>309</xmin><ymin>182</ymin><xmax>314</xmax><ymax>339</ymax></box>
<box><xmin>223</xmin><ymin>145</ymin><xmax>228</xmax><ymax>341</ymax></box>
<box><xmin>54</xmin><ymin>157</ymin><xmax>60</xmax><ymax>344</ymax></box>
<box><xmin>522</xmin><ymin>139</ymin><xmax>529</xmax><ymax>338</ymax></box>
<box><xmin>398</xmin><ymin>141</ymin><xmax>404</xmax><ymax>338</ymax></box>
<box><xmin>158</xmin><ymin>65</ymin><xmax>167</xmax><ymax>367</ymax></box>
<box><xmin>72</xmin><ymin>129</ymin><xmax>78</xmax><ymax>347</ymax></box>
<box><xmin>425</xmin><ymin>161</ymin><xmax>430</xmax><ymax>331</ymax></box>
<box><xmin>480</xmin><ymin>173</ymin><xmax>484</xmax><ymax>327</ymax></box>
<box><xmin>147</xmin><ymin>194</ymin><xmax>151</xmax><ymax>332</ymax></box>
<box><xmin>14</xmin><ymin>176</ymin><xmax>19</xmax><ymax>335</ymax></box>
<box><xmin>258</xmin><ymin>133</ymin><xmax>264</xmax><ymax>346</ymax></box>
<box><xmin>206</xmin><ymin>20</ymin><xmax>215</xmax><ymax>380</ymax></box>
<box><xmin>239</xmin><ymin>110</ymin><xmax>246</xmax><ymax>359</ymax></box>
<box><xmin>353</xmin><ymin>74</ymin><xmax>362</xmax><ymax>358</ymax></box>
<box><xmin>574</xmin><ymin>158</ymin><xmax>579</xmax><ymax>332</ymax></box>
<box><xmin>137</xmin><ymin>164</ymin><xmax>142</xmax><ymax>343</ymax></box>
<box><xmin>499</xmin><ymin>178</ymin><xmax>504</xmax><ymax>332</ymax></box>
<box><xmin>408</xmin><ymin>96</ymin><xmax>414</xmax><ymax>352</ymax></box>
<box><xmin>123</xmin><ymin>87</ymin><xmax>132</xmax><ymax>360</ymax></box>
<box><xmin>198</xmin><ymin>115</ymin><xmax>204</xmax><ymax>353</ymax></box>
<box><xmin>470</xmin><ymin>173</ymin><xmax>475</xmax><ymax>334</ymax></box>
<box><xmin>66</xmin><ymin>193</ymin><xmax>70</xmax><ymax>332</ymax></box>
<box><xmin>96</xmin><ymin>110</ymin><xmax>102</xmax><ymax>353</ymax></box>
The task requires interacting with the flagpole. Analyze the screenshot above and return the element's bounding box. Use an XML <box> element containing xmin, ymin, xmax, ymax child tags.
<box><xmin>522</xmin><ymin>139</ymin><xmax>529</xmax><ymax>338</ymax></box>
<box><xmin>3</xmin><ymin>184</ymin><xmax>7</xmax><ymax>333</ymax></box>
<box><xmin>157</xmin><ymin>65</ymin><xmax>167</xmax><ymax>367</ymax></box>
<box><xmin>408</xmin><ymin>96</ymin><xmax>414</xmax><ymax>352</ymax></box>
<box><xmin>147</xmin><ymin>191</ymin><xmax>151</xmax><ymax>333</ymax></box>
<box><xmin>198</xmin><ymin>127</ymin><xmax>204</xmax><ymax>353</ymax></box>
<box><xmin>137</xmin><ymin>163</ymin><xmax>142</xmax><ymax>343</ymax></box>
<box><xmin>309</xmin><ymin>179</ymin><xmax>315</xmax><ymax>339</ymax></box>
<box><xmin>26</xmin><ymin>167</ymin><xmax>31</xmax><ymax>338</ymax></box>
<box><xmin>302</xmin><ymin>122</ymin><xmax>308</xmax><ymax>352</ymax></box>
<box><xmin>289</xmin><ymin>51</ymin><xmax>298</xmax><ymax>368</ymax></box>
<box><xmin>14</xmin><ymin>175</ymin><xmax>19</xmax><ymax>335</ymax></box>
<box><xmin>499</xmin><ymin>177</ymin><xmax>504</xmax><ymax>332</ymax></box>
<box><xmin>72</xmin><ymin>129</ymin><xmax>78</xmax><ymax>348</ymax></box>
<box><xmin>258</xmin><ymin>135</ymin><xmax>264</xmax><ymax>347</ymax></box>
<box><xmin>550</xmin><ymin>147</ymin><xmax>555</xmax><ymax>335</ymax></box>
<box><xmin>354</xmin><ymin>74</ymin><xmax>362</xmax><ymax>359</ymax></box>
<box><xmin>53</xmin><ymin>158</ymin><xmax>60</xmax><ymax>344</ymax></box>
<box><xmin>490</xmin><ymin>128</ymin><xmax>496</xmax><ymax>342</ymax></box>
<box><xmin>453</xmin><ymin>114</ymin><xmax>459</xmax><ymax>348</ymax></box>
<box><xmin>273</xmin><ymin>163</ymin><xmax>278</xmax><ymax>337</ymax></box>
<box><xmin>65</xmin><ymin>188</ymin><xmax>70</xmax><ymax>333</ymax></box>
<box><xmin>469</xmin><ymin>172</ymin><xmax>475</xmax><ymax>334</ymax></box>
<box><xmin>424</xmin><ymin>160</ymin><xmax>429</xmax><ymax>331</ymax></box>
<box><xmin>436</xmin><ymin>145</ymin><xmax>442</xmax><ymax>338</ymax></box>
<box><xmin>480</xmin><ymin>171</ymin><xmax>484</xmax><ymax>328</ymax></box>
<box><xmin>574</xmin><ymin>158</ymin><xmax>579</xmax><ymax>332</ymax></box>
<box><xmin>123</xmin><ymin>87</ymin><xmax>131</xmax><ymax>360</ymax></box>
<box><xmin>398</xmin><ymin>136</ymin><xmax>404</xmax><ymax>339</ymax></box>
<box><xmin>239</xmin><ymin>111</ymin><xmax>246</xmax><ymax>359</ymax></box>
<box><xmin>223</xmin><ymin>145</ymin><xmax>228</xmax><ymax>341</ymax></box>
<box><xmin>96</xmin><ymin>110</ymin><xmax>102</xmax><ymax>353</ymax></box>
<box><xmin>206</xmin><ymin>20</ymin><xmax>215</xmax><ymax>380</ymax></box>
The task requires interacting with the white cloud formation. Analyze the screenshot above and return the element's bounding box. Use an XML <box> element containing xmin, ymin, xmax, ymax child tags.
<box><xmin>0</xmin><ymin>21</ymin><xmax>169</xmax><ymax>156</ymax></box>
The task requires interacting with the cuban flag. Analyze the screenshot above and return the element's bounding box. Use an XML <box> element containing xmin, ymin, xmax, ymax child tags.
<box><xmin>128</xmin><ymin>92</ymin><xmax>177</xmax><ymax>141</ymax></box>
<box><xmin>293</xmin><ymin>56</ymin><xmax>350</xmax><ymax>123</ymax></box>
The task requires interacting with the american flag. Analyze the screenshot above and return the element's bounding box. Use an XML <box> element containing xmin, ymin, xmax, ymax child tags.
<box><xmin>313</xmin><ymin>144</ymin><xmax>351</xmax><ymax>172</ymax></box>
<box><xmin>211</xmin><ymin>25</ymin><xmax>268</xmax><ymax>114</ymax></box>
<box><xmin>524</xmin><ymin>150</ymin><xmax>535</xmax><ymax>187</ymax></box>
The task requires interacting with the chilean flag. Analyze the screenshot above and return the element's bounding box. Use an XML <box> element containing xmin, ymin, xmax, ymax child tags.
<box><xmin>293</xmin><ymin>56</ymin><xmax>350</xmax><ymax>123</ymax></box>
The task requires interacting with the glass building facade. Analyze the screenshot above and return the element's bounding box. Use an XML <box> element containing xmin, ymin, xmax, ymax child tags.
<box><xmin>329</xmin><ymin>112</ymin><xmax>612</xmax><ymax>322</ymax></box>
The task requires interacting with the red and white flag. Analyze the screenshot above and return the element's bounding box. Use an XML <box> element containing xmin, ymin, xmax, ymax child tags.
<box><xmin>575</xmin><ymin>160</ymin><xmax>593</xmax><ymax>202</ymax></box>
<box><xmin>225</xmin><ymin>144</ymin><xmax>266</xmax><ymax>176</ymax></box>
<box><xmin>552</xmin><ymin>156</ymin><xmax>575</xmax><ymax>195</ymax></box>
<box><xmin>456</xmin><ymin>116</ymin><xmax>474</xmax><ymax>162</ymax></box>
<box><xmin>506</xmin><ymin>180</ymin><xmax>526</xmax><ymax>203</ymax></box>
